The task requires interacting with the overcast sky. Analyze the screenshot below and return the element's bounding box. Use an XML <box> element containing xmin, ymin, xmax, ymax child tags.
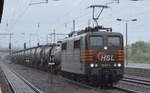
<box><xmin>0</xmin><ymin>0</ymin><xmax>150</xmax><ymax>49</ymax></box>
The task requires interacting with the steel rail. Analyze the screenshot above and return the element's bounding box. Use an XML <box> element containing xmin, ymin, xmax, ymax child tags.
<box><xmin>12</xmin><ymin>70</ymin><xmax>44</xmax><ymax>93</ymax></box>
<box><xmin>0</xmin><ymin>62</ymin><xmax>44</xmax><ymax>93</ymax></box>
<box><xmin>113</xmin><ymin>86</ymin><xmax>138</xmax><ymax>93</ymax></box>
<box><xmin>123</xmin><ymin>77</ymin><xmax>150</xmax><ymax>86</ymax></box>
<box><xmin>1</xmin><ymin>69</ymin><xmax>17</xmax><ymax>93</ymax></box>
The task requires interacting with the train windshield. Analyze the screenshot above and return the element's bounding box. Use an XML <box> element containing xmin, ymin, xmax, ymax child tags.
<box><xmin>108</xmin><ymin>36</ymin><xmax>120</xmax><ymax>46</ymax></box>
<box><xmin>90</xmin><ymin>36</ymin><xmax>103</xmax><ymax>46</ymax></box>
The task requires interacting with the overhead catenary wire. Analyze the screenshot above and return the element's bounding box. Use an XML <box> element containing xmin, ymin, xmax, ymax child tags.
<box><xmin>8</xmin><ymin>0</ymin><xmax>87</xmax><ymax>34</ymax></box>
<box><xmin>52</xmin><ymin>0</ymin><xmax>87</xmax><ymax>27</ymax></box>
<box><xmin>29</xmin><ymin>0</ymin><xmax>48</xmax><ymax>5</ymax></box>
<box><xmin>102</xmin><ymin>8</ymin><xmax>150</xmax><ymax>28</ymax></box>
<box><xmin>7</xmin><ymin>0</ymin><xmax>33</xmax><ymax>32</ymax></box>
<box><xmin>53</xmin><ymin>0</ymin><xmax>103</xmax><ymax>31</ymax></box>
<box><xmin>59</xmin><ymin>0</ymin><xmax>85</xmax><ymax>17</ymax></box>
<box><xmin>54</xmin><ymin>10</ymin><xmax>91</xmax><ymax>31</ymax></box>
<box><xmin>8</xmin><ymin>0</ymin><xmax>108</xmax><ymax>33</ymax></box>
<box><xmin>4</xmin><ymin>1</ymin><xmax>16</xmax><ymax>23</ymax></box>
<box><xmin>7</xmin><ymin>0</ymin><xmax>23</xmax><ymax>26</ymax></box>
<box><xmin>4</xmin><ymin>0</ymin><xmax>150</xmax><ymax>40</ymax></box>
<box><xmin>96</xmin><ymin>0</ymin><xmax>150</xmax><ymax>28</ymax></box>
<box><xmin>9</xmin><ymin>0</ymin><xmax>148</xmax><ymax>32</ymax></box>
<box><xmin>127</xmin><ymin>9</ymin><xmax>150</xmax><ymax>19</ymax></box>
<box><xmin>53</xmin><ymin>0</ymin><xmax>121</xmax><ymax>31</ymax></box>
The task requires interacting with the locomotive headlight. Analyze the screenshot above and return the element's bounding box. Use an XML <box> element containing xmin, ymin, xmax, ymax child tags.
<box><xmin>104</xmin><ymin>46</ymin><xmax>108</xmax><ymax>50</ymax></box>
<box><xmin>118</xmin><ymin>63</ymin><xmax>122</xmax><ymax>67</ymax></box>
<box><xmin>114</xmin><ymin>63</ymin><xmax>117</xmax><ymax>67</ymax></box>
<box><xmin>95</xmin><ymin>64</ymin><xmax>98</xmax><ymax>67</ymax></box>
<box><xmin>90</xmin><ymin>64</ymin><xmax>94</xmax><ymax>68</ymax></box>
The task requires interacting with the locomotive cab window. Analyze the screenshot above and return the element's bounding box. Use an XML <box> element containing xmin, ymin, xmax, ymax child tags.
<box><xmin>62</xmin><ymin>42</ymin><xmax>67</xmax><ymax>50</ymax></box>
<box><xmin>74</xmin><ymin>40</ymin><xmax>80</xmax><ymax>49</ymax></box>
<box><xmin>108</xmin><ymin>36</ymin><xmax>120</xmax><ymax>46</ymax></box>
<box><xmin>90</xmin><ymin>36</ymin><xmax>103</xmax><ymax>46</ymax></box>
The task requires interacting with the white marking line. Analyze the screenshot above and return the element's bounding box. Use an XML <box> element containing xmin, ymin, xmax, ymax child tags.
<box><xmin>0</xmin><ymin>86</ymin><xmax>2</xmax><ymax>93</ymax></box>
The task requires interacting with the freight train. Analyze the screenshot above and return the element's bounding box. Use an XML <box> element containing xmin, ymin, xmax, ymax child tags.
<box><xmin>11</xmin><ymin>26</ymin><xmax>124</xmax><ymax>87</ymax></box>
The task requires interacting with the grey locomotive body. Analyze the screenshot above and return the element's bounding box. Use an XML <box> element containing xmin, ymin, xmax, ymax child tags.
<box><xmin>61</xmin><ymin>28</ymin><xmax>124</xmax><ymax>87</ymax></box>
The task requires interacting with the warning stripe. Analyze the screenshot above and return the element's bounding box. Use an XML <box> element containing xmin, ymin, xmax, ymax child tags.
<box><xmin>118</xmin><ymin>52</ymin><xmax>124</xmax><ymax>54</ymax></box>
<box><xmin>118</xmin><ymin>50</ymin><xmax>124</xmax><ymax>52</ymax></box>
<box><xmin>81</xmin><ymin>50</ymin><xmax>94</xmax><ymax>53</ymax></box>
<box><xmin>117</xmin><ymin>58</ymin><xmax>124</xmax><ymax>61</ymax></box>
<box><xmin>117</xmin><ymin>56</ymin><xmax>124</xmax><ymax>58</ymax></box>
<box><xmin>80</xmin><ymin>53</ymin><xmax>94</xmax><ymax>56</ymax></box>
<box><xmin>117</xmin><ymin>56</ymin><xmax>124</xmax><ymax>61</ymax></box>
<box><xmin>80</xmin><ymin>56</ymin><xmax>93</xmax><ymax>59</ymax></box>
<box><xmin>117</xmin><ymin>50</ymin><xmax>124</xmax><ymax>54</ymax></box>
<box><xmin>80</xmin><ymin>50</ymin><xmax>94</xmax><ymax>56</ymax></box>
<box><xmin>80</xmin><ymin>50</ymin><xmax>94</xmax><ymax>62</ymax></box>
<box><xmin>80</xmin><ymin>59</ymin><xmax>94</xmax><ymax>61</ymax></box>
<box><xmin>117</xmin><ymin>50</ymin><xmax>124</xmax><ymax>61</ymax></box>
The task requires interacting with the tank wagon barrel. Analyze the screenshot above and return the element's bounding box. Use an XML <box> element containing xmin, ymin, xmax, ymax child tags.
<box><xmin>11</xmin><ymin>43</ymin><xmax>61</xmax><ymax>71</ymax></box>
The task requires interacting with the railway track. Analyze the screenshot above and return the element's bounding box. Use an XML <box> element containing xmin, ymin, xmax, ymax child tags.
<box><xmin>0</xmin><ymin>62</ymin><xmax>44</xmax><ymax>93</ymax></box>
<box><xmin>62</xmin><ymin>76</ymin><xmax>111</xmax><ymax>93</ymax></box>
<box><xmin>3</xmin><ymin>60</ymin><xmax>150</xmax><ymax>93</ymax></box>
<box><xmin>123</xmin><ymin>75</ymin><xmax>150</xmax><ymax>86</ymax></box>
<box><xmin>63</xmin><ymin>76</ymin><xmax>140</xmax><ymax>93</ymax></box>
<box><xmin>113</xmin><ymin>75</ymin><xmax>150</xmax><ymax>93</ymax></box>
<box><xmin>62</xmin><ymin>74</ymin><xmax>148</xmax><ymax>93</ymax></box>
<box><xmin>113</xmin><ymin>85</ymin><xmax>138</xmax><ymax>93</ymax></box>
<box><xmin>12</xmin><ymin>71</ymin><xmax>44</xmax><ymax>93</ymax></box>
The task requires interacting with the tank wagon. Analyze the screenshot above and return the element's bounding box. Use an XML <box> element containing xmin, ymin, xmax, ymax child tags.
<box><xmin>12</xmin><ymin>44</ymin><xmax>61</xmax><ymax>71</ymax></box>
<box><xmin>11</xmin><ymin>26</ymin><xmax>124</xmax><ymax>87</ymax></box>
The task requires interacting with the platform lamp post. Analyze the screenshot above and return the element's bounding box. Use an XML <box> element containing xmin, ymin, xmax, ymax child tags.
<box><xmin>7</xmin><ymin>33</ymin><xmax>12</xmax><ymax>56</ymax></box>
<box><xmin>21</xmin><ymin>33</ymin><xmax>26</xmax><ymax>49</ymax></box>
<box><xmin>6</xmin><ymin>23</ymin><xmax>13</xmax><ymax>56</ymax></box>
<box><xmin>116</xmin><ymin>18</ymin><xmax>137</xmax><ymax>66</ymax></box>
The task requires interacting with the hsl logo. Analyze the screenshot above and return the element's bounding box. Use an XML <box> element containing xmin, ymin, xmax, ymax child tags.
<box><xmin>97</xmin><ymin>52</ymin><xmax>115</xmax><ymax>61</ymax></box>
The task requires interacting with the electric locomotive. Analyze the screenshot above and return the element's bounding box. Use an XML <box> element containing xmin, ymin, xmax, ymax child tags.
<box><xmin>61</xmin><ymin>26</ymin><xmax>124</xmax><ymax>87</ymax></box>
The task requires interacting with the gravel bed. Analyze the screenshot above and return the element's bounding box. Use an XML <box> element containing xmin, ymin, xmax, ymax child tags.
<box><xmin>5</xmin><ymin>61</ymin><xmax>102</xmax><ymax>93</ymax></box>
<box><xmin>125</xmin><ymin>68</ymin><xmax>150</xmax><ymax>78</ymax></box>
<box><xmin>107</xmin><ymin>89</ymin><xmax>127</xmax><ymax>93</ymax></box>
<box><xmin>115</xmin><ymin>80</ymin><xmax>150</xmax><ymax>93</ymax></box>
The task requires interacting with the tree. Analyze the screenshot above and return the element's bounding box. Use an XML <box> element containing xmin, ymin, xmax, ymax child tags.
<box><xmin>128</xmin><ymin>41</ymin><xmax>150</xmax><ymax>64</ymax></box>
